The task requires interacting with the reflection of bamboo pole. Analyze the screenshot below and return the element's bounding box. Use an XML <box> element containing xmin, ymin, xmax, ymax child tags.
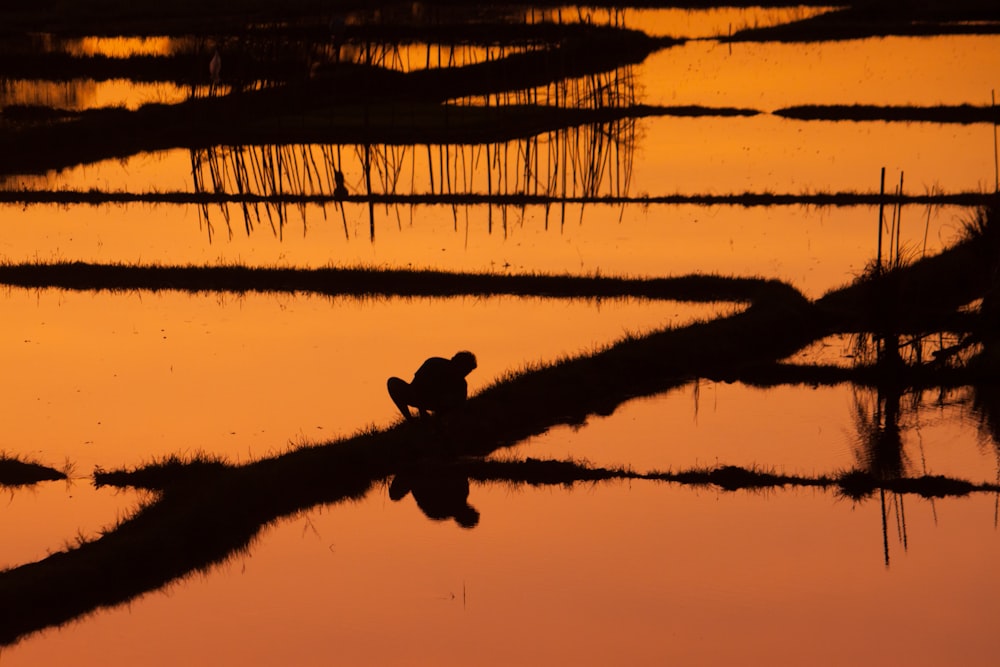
<box><xmin>232</xmin><ymin>146</ymin><xmax>253</xmax><ymax>233</ymax></box>
<box><xmin>880</xmin><ymin>487</ymin><xmax>890</xmax><ymax>567</ymax></box>
<box><xmin>897</xmin><ymin>493</ymin><xmax>908</xmax><ymax>551</ymax></box>
<box><xmin>486</xmin><ymin>142</ymin><xmax>493</xmax><ymax>233</ymax></box>
<box><xmin>335</xmin><ymin>144</ymin><xmax>348</xmax><ymax>240</ymax></box>
<box><xmin>190</xmin><ymin>149</ymin><xmax>214</xmax><ymax>243</ymax></box>
<box><xmin>364</xmin><ymin>144</ymin><xmax>374</xmax><ymax>240</ymax></box>
<box><xmin>426</xmin><ymin>144</ymin><xmax>435</xmax><ymax>194</ymax></box>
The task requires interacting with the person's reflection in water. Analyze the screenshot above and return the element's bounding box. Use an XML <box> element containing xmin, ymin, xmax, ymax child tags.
<box><xmin>387</xmin><ymin>351</ymin><xmax>477</xmax><ymax>420</ymax></box>
<box><xmin>389</xmin><ymin>466</ymin><xmax>480</xmax><ymax>528</ymax></box>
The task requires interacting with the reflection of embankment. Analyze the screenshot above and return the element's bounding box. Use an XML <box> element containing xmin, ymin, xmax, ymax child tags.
<box><xmin>0</xmin><ymin>204</ymin><xmax>998</xmax><ymax>645</ymax></box>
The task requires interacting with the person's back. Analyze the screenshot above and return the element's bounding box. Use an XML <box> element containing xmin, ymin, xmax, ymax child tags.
<box><xmin>410</xmin><ymin>356</ymin><xmax>467</xmax><ymax>412</ymax></box>
<box><xmin>387</xmin><ymin>351</ymin><xmax>477</xmax><ymax>419</ymax></box>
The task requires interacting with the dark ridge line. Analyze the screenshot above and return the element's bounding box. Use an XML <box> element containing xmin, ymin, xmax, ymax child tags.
<box><xmin>0</xmin><ymin>190</ymin><xmax>992</xmax><ymax>207</ymax></box>
<box><xmin>711</xmin><ymin>359</ymin><xmax>997</xmax><ymax>391</ymax></box>
<box><xmin>1</xmin><ymin>8</ymin><xmax>675</xmax><ymax>46</ymax></box>
<box><xmin>0</xmin><ymin>24</ymin><xmax>668</xmax><ymax>82</ymax></box>
<box><xmin>0</xmin><ymin>458</ymin><xmax>66</xmax><ymax>487</ymax></box>
<box><xmin>0</xmin><ymin>261</ymin><xmax>787</xmax><ymax>303</ymax></box>
<box><xmin>3</xmin><ymin>100</ymin><xmax>752</xmax><ymax>124</ymax></box>
<box><xmin>456</xmin><ymin>458</ymin><xmax>999</xmax><ymax>498</ymax></box>
<box><xmin>774</xmin><ymin>104</ymin><xmax>1000</xmax><ymax>125</ymax></box>
<box><xmin>0</xmin><ymin>102</ymin><xmax>752</xmax><ymax>124</ymax></box>
<box><xmin>102</xmin><ymin>456</ymin><xmax>1000</xmax><ymax>499</ymax></box>
<box><xmin>4</xmin><ymin>1</ymin><xmax>993</xmax><ymax>40</ymax></box>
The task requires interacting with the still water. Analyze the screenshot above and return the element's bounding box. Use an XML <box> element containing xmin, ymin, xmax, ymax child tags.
<box><xmin>4</xmin><ymin>481</ymin><xmax>997</xmax><ymax>665</ymax></box>
<box><xmin>1</xmin><ymin>4</ymin><xmax>999</xmax><ymax>665</ymax></box>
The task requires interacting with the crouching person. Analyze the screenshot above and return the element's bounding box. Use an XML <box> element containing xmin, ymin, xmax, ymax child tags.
<box><xmin>387</xmin><ymin>351</ymin><xmax>477</xmax><ymax>420</ymax></box>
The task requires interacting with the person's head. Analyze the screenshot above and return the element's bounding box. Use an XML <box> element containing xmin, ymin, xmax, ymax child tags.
<box><xmin>451</xmin><ymin>350</ymin><xmax>477</xmax><ymax>376</ymax></box>
<box><xmin>454</xmin><ymin>503</ymin><xmax>481</xmax><ymax>529</ymax></box>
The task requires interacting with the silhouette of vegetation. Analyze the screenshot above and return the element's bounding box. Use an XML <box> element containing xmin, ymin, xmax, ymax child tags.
<box><xmin>0</xmin><ymin>454</ymin><xmax>66</xmax><ymax>486</ymax></box>
<box><xmin>2</xmin><ymin>188</ymin><xmax>994</xmax><ymax>208</ymax></box>
<box><xmin>0</xmin><ymin>261</ymin><xmax>786</xmax><ymax>301</ymax></box>
<box><xmin>775</xmin><ymin>104</ymin><xmax>1000</xmax><ymax>125</ymax></box>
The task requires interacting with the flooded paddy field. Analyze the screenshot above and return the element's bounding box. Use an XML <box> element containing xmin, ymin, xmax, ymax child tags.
<box><xmin>1</xmin><ymin>1</ymin><xmax>999</xmax><ymax>665</ymax></box>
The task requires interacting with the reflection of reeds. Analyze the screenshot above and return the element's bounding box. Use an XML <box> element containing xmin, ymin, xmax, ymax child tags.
<box><xmin>189</xmin><ymin>111</ymin><xmax>636</xmax><ymax>239</ymax></box>
<box><xmin>851</xmin><ymin>386</ymin><xmax>908</xmax><ymax>480</ymax></box>
<box><xmin>191</xmin><ymin>143</ymin><xmax>342</xmax><ymax>239</ymax></box>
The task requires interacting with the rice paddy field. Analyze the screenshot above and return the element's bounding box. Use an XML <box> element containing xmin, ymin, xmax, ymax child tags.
<box><xmin>1</xmin><ymin>1</ymin><xmax>999</xmax><ymax>664</ymax></box>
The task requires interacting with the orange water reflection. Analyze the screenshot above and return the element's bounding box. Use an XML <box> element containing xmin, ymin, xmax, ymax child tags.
<box><xmin>635</xmin><ymin>115</ymin><xmax>993</xmax><ymax>195</ymax></box>
<box><xmin>3</xmin><ymin>482</ymin><xmax>997</xmax><ymax>666</ymax></box>
<box><xmin>19</xmin><ymin>115</ymin><xmax>993</xmax><ymax>197</ymax></box>
<box><xmin>0</xmin><ymin>78</ymin><xmax>202</xmax><ymax>110</ymax></box>
<box><xmin>3</xmin><ymin>18</ymin><xmax>999</xmax><ymax>666</ymax></box>
<box><xmin>1</xmin><ymin>287</ymin><xmax>717</xmax><ymax>471</ymax></box>
<box><xmin>58</xmin><ymin>36</ymin><xmax>191</xmax><ymax>58</ymax></box>
<box><xmin>517</xmin><ymin>5</ymin><xmax>835</xmax><ymax>39</ymax></box>
<box><xmin>0</xmin><ymin>201</ymin><xmax>969</xmax><ymax>298</ymax></box>
<box><xmin>613</xmin><ymin>5</ymin><xmax>836</xmax><ymax>39</ymax></box>
<box><xmin>500</xmin><ymin>381</ymin><xmax>1000</xmax><ymax>485</ymax></box>
<box><xmin>0</xmin><ymin>482</ymin><xmax>145</xmax><ymax>571</ymax></box>
<box><xmin>644</xmin><ymin>35</ymin><xmax>1000</xmax><ymax>110</ymax></box>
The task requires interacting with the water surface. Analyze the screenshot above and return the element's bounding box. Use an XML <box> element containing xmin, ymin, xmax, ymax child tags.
<box><xmin>2</xmin><ymin>6</ymin><xmax>998</xmax><ymax>665</ymax></box>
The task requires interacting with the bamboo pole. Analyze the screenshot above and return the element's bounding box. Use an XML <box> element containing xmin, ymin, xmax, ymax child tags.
<box><xmin>993</xmin><ymin>89</ymin><xmax>998</xmax><ymax>193</ymax></box>
<box><xmin>877</xmin><ymin>167</ymin><xmax>885</xmax><ymax>272</ymax></box>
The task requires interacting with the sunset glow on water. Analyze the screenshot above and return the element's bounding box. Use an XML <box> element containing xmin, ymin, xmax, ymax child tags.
<box><xmin>2</xmin><ymin>4</ymin><xmax>999</xmax><ymax>665</ymax></box>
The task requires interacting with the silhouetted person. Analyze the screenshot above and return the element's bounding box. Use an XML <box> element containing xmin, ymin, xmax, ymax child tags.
<box><xmin>387</xmin><ymin>351</ymin><xmax>477</xmax><ymax>420</ymax></box>
<box><xmin>329</xmin><ymin>12</ymin><xmax>347</xmax><ymax>57</ymax></box>
<box><xmin>334</xmin><ymin>169</ymin><xmax>348</xmax><ymax>199</ymax></box>
<box><xmin>209</xmin><ymin>50</ymin><xmax>222</xmax><ymax>85</ymax></box>
<box><xmin>389</xmin><ymin>466</ymin><xmax>480</xmax><ymax>528</ymax></box>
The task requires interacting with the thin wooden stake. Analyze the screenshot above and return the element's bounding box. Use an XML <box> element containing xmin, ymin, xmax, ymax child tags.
<box><xmin>895</xmin><ymin>171</ymin><xmax>904</xmax><ymax>266</ymax></box>
<box><xmin>993</xmin><ymin>89</ymin><xmax>998</xmax><ymax>193</ymax></box>
<box><xmin>877</xmin><ymin>167</ymin><xmax>886</xmax><ymax>272</ymax></box>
